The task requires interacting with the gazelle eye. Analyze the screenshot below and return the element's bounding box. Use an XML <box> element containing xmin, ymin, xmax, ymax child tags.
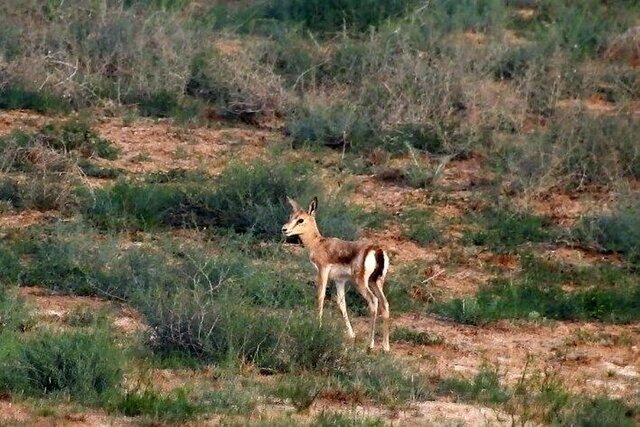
<box><xmin>296</xmin><ymin>218</ymin><xmax>304</xmax><ymax>225</ymax></box>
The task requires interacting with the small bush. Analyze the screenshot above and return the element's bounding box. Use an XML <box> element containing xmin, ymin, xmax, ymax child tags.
<box><xmin>554</xmin><ymin>396</ymin><xmax>637</xmax><ymax>427</ymax></box>
<box><xmin>0</xmin><ymin>178</ymin><xmax>23</xmax><ymax>210</ymax></box>
<box><xmin>314</xmin><ymin>411</ymin><xmax>384</xmax><ymax>427</ymax></box>
<box><xmin>83</xmin><ymin>160</ymin><xmax>373</xmax><ymax>240</ymax></box>
<box><xmin>272</xmin><ymin>374</ymin><xmax>324</xmax><ymax>412</ymax></box>
<box><xmin>0</xmin><ymin>328</ymin><xmax>124</xmax><ymax>403</ymax></box>
<box><xmin>0</xmin><ymin>286</ymin><xmax>32</xmax><ymax>333</ymax></box>
<box><xmin>202</xmin><ymin>384</ymin><xmax>257</xmax><ymax>415</ymax></box>
<box><xmin>390</xmin><ymin>327</ymin><xmax>443</xmax><ymax>346</ymax></box>
<box><xmin>0</xmin><ymin>86</ymin><xmax>71</xmax><ymax>114</ymax></box>
<box><xmin>574</xmin><ymin>200</ymin><xmax>640</xmax><ymax>264</ymax></box>
<box><xmin>464</xmin><ymin>207</ymin><xmax>554</xmax><ymax>253</ymax></box>
<box><xmin>39</xmin><ymin>119</ymin><xmax>119</xmax><ymax>160</ymax></box>
<box><xmin>247</xmin><ymin>0</ymin><xmax>417</xmax><ymax>34</ymax></box>
<box><xmin>497</xmin><ymin>112</ymin><xmax>640</xmax><ymax>191</ymax></box>
<box><xmin>141</xmin><ymin>286</ymin><xmax>346</xmax><ymax>373</ymax></box>
<box><xmin>288</xmin><ymin>104</ymin><xmax>380</xmax><ymax>153</ymax></box>
<box><xmin>0</xmin><ymin>244</ymin><xmax>22</xmax><ymax>283</ymax></box>
<box><xmin>437</xmin><ymin>366</ymin><xmax>510</xmax><ymax>404</ymax></box>
<box><xmin>401</xmin><ymin>209</ymin><xmax>441</xmax><ymax>246</ymax></box>
<box><xmin>78</xmin><ymin>159</ymin><xmax>122</xmax><ymax>179</ymax></box>
<box><xmin>113</xmin><ymin>388</ymin><xmax>203</xmax><ymax>422</ymax></box>
<box><xmin>332</xmin><ymin>353</ymin><xmax>431</xmax><ymax>406</ymax></box>
<box><xmin>434</xmin><ymin>254</ymin><xmax>640</xmax><ymax>324</ymax></box>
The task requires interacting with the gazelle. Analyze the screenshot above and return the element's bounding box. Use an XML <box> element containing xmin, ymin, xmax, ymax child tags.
<box><xmin>282</xmin><ymin>196</ymin><xmax>391</xmax><ymax>352</ymax></box>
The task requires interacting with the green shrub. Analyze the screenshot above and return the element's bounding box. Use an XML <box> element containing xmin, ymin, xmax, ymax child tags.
<box><xmin>332</xmin><ymin>353</ymin><xmax>430</xmax><ymax>406</ymax></box>
<box><xmin>83</xmin><ymin>160</ymin><xmax>374</xmax><ymax>240</ymax></box>
<box><xmin>0</xmin><ymin>178</ymin><xmax>22</xmax><ymax>210</ymax></box>
<box><xmin>313</xmin><ymin>412</ymin><xmax>385</xmax><ymax>427</ymax></box>
<box><xmin>0</xmin><ymin>286</ymin><xmax>32</xmax><ymax>333</ymax></box>
<box><xmin>129</xmin><ymin>90</ymin><xmax>182</xmax><ymax>118</ymax></box>
<box><xmin>113</xmin><ymin>388</ymin><xmax>203</xmax><ymax>422</ymax></box>
<box><xmin>78</xmin><ymin>159</ymin><xmax>122</xmax><ymax>179</ymax></box>
<box><xmin>464</xmin><ymin>207</ymin><xmax>554</xmax><ymax>253</ymax></box>
<box><xmin>493</xmin><ymin>44</ymin><xmax>545</xmax><ymax>81</ymax></box>
<box><xmin>390</xmin><ymin>327</ymin><xmax>443</xmax><ymax>346</ymax></box>
<box><xmin>0</xmin><ymin>86</ymin><xmax>71</xmax><ymax>114</ymax></box>
<box><xmin>272</xmin><ymin>374</ymin><xmax>324</xmax><ymax>412</ymax></box>
<box><xmin>434</xmin><ymin>254</ymin><xmax>640</xmax><ymax>324</ymax></box>
<box><xmin>288</xmin><ymin>104</ymin><xmax>380</xmax><ymax>153</ymax></box>
<box><xmin>39</xmin><ymin>119</ymin><xmax>119</xmax><ymax>160</ymax></box>
<box><xmin>0</xmin><ymin>244</ymin><xmax>22</xmax><ymax>283</ymax></box>
<box><xmin>554</xmin><ymin>396</ymin><xmax>637</xmax><ymax>427</ymax></box>
<box><xmin>140</xmin><ymin>287</ymin><xmax>346</xmax><ymax>373</ymax></box>
<box><xmin>437</xmin><ymin>366</ymin><xmax>510</xmax><ymax>404</ymax></box>
<box><xmin>202</xmin><ymin>384</ymin><xmax>257</xmax><ymax>415</ymax></box>
<box><xmin>247</xmin><ymin>0</ymin><xmax>418</xmax><ymax>34</ymax></box>
<box><xmin>401</xmin><ymin>209</ymin><xmax>441</xmax><ymax>246</ymax></box>
<box><xmin>497</xmin><ymin>112</ymin><xmax>640</xmax><ymax>191</ymax></box>
<box><xmin>81</xmin><ymin>180</ymin><xmax>186</xmax><ymax>231</ymax></box>
<box><xmin>574</xmin><ymin>200</ymin><xmax>640</xmax><ymax>264</ymax></box>
<box><xmin>0</xmin><ymin>328</ymin><xmax>124</xmax><ymax>402</ymax></box>
<box><xmin>532</xmin><ymin>0</ymin><xmax>640</xmax><ymax>60</ymax></box>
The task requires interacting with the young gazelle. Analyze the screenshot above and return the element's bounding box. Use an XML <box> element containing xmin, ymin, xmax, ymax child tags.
<box><xmin>281</xmin><ymin>196</ymin><xmax>391</xmax><ymax>352</ymax></box>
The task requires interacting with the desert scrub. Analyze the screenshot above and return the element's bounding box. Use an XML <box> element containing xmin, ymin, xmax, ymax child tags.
<box><xmin>463</xmin><ymin>206</ymin><xmax>555</xmax><ymax>253</ymax></box>
<box><xmin>0</xmin><ymin>85</ymin><xmax>72</xmax><ymax>114</ymax></box>
<box><xmin>82</xmin><ymin>159</ymin><xmax>378</xmax><ymax>240</ymax></box>
<box><xmin>401</xmin><ymin>208</ymin><xmax>441</xmax><ymax>246</ymax></box>
<box><xmin>139</xmin><ymin>287</ymin><xmax>346</xmax><ymax>373</ymax></box>
<box><xmin>390</xmin><ymin>327</ymin><xmax>443</xmax><ymax>346</ymax></box>
<box><xmin>494</xmin><ymin>112</ymin><xmax>640</xmax><ymax>192</ymax></box>
<box><xmin>331</xmin><ymin>353</ymin><xmax>431</xmax><ymax>406</ymax></box>
<box><xmin>112</xmin><ymin>388</ymin><xmax>204</xmax><ymax>422</ymax></box>
<box><xmin>0</xmin><ymin>327</ymin><xmax>124</xmax><ymax>403</ymax></box>
<box><xmin>233</xmin><ymin>0</ymin><xmax>418</xmax><ymax>34</ymax></box>
<box><xmin>573</xmin><ymin>199</ymin><xmax>640</xmax><ymax>265</ymax></box>
<box><xmin>433</xmin><ymin>254</ymin><xmax>640</xmax><ymax>324</ymax></box>
<box><xmin>0</xmin><ymin>286</ymin><xmax>32</xmax><ymax>333</ymax></box>
<box><xmin>0</xmin><ymin>119</ymin><xmax>118</xmax><ymax>168</ymax></box>
<box><xmin>287</xmin><ymin>103</ymin><xmax>381</xmax><ymax>152</ymax></box>
<box><xmin>8</xmin><ymin>227</ymin><xmax>347</xmax><ymax>373</ymax></box>
<box><xmin>437</xmin><ymin>365</ymin><xmax>510</xmax><ymax>404</ymax></box>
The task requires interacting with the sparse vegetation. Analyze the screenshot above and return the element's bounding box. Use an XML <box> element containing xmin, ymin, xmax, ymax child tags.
<box><xmin>0</xmin><ymin>328</ymin><xmax>124</xmax><ymax>403</ymax></box>
<box><xmin>113</xmin><ymin>388</ymin><xmax>204</xmax><ymax>422</ymax></box>
<box><xmin>82</xmin><ymin>159</ymin><xmax>379</xmax><ymax>239</ymax></box>
<box><xmin>574</xmin><ymin>200</ymin><xmax>640</xmax><ymax>265</ymax></box>
<box><xmin>401</xmin><ymin>208</ymin><xmax>441</xmax><ymax>246</ymax></box>
<box><xmin>390</xmin><ymin>327</ymin><xmax>443</xmax><ymax>346</ymax></box>
<box><xmin>464</xmin><ymin>206</ymin><xmax>555</xmax><ymax>253</ymax></box>
<box><xmin>434</xmin><ymin>254</ymin><xmax>640</xmax><ymax>324</ymax></box>
<box><xmin>0</xmin><ymin>0</ymin><xmax>639</xmax><ymax>423</ymax></box>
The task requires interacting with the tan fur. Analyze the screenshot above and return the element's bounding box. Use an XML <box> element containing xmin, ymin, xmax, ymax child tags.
<box><xmin>282</xmin><ymin>197</ymin><xmax>391</xmax><ymax>352</ymax></box>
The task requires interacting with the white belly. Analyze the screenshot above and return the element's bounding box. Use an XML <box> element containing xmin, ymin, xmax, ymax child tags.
<box><xmin>328</xmin><ymin>264</ymin><xmax>352</xmax><ymax>282</ymax></box>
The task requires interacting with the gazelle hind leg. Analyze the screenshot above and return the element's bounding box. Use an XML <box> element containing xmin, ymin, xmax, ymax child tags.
<box><xmin>371</xmin><ymin>277</ymin><xmax>390</xmax><ymax>352</ymax></box>
<box><xmin>355</xmin><ymin>277</ymin><xmax>378</xmax><ymax>350</ymax></box>
<box><xmin>335</xmin><ymin>280</ymin><xmax>355</xmax><ymax>340</ymax></box>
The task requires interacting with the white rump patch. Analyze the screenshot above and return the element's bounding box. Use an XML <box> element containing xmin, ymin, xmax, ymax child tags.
<box><xmin>382</xmin><ymin>251</ymin><xmax>389</xmax><ymax>278</ymax></box>
<box><xmin>364</xmin><ymin>250</ymin><xmax>377</xmax><ymax>281</ymax></box>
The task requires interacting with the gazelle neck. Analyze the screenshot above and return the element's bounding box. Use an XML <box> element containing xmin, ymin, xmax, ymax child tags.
<box><xmin>298</xmin><ymin>222</ymin><xmax>322</xmax><ymax>250</ymax></box>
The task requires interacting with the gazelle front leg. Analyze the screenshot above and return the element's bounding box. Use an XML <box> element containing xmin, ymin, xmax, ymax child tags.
<box><xmin>335</xmin><ymin>279</ymin><xmax>355</xmax><ymax>340</ymax></box>
<box><xmin>316</xmin><ymin>267</ymin><xmax>330</xmax><ymax>324</ymax></box>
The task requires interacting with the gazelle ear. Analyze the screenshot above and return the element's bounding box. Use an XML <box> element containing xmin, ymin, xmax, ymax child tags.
<box><xmin>308</xmin><ymin>197</ymin><xmax>318</xmax><ymax>216</ymax></box>
<box><xmin>287</xmin><ymin>196</ymin><xmax>301</xmax><ymax>212</ymax></box>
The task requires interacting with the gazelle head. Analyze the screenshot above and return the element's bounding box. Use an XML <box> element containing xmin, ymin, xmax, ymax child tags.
<box><xmin>281</xmin><ymin>196</ymin><xmax>318</xmax><ymax>238</ymax></box>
